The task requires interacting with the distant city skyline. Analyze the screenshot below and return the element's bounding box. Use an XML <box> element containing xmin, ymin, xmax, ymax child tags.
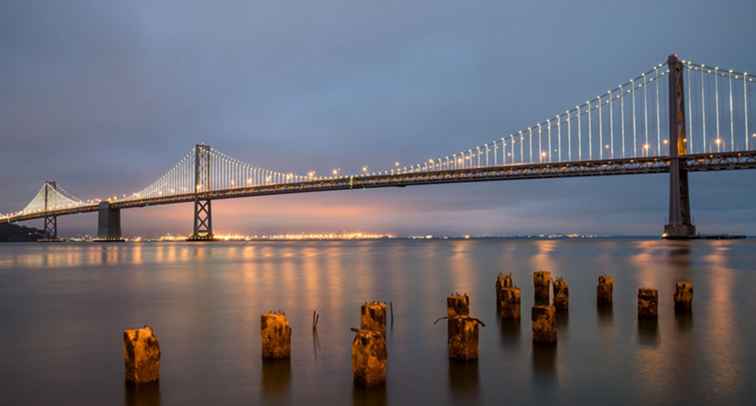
<box><xmin>2</xmin><ymin>1</ymin><xmax>756</xmax><ymax>236</ymax></box>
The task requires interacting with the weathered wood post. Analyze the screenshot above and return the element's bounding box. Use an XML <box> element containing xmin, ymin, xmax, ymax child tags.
<box><xmin>360</xmin><ymin>301</ymin><xmax>387</xmax><ymax>333</ymax></box>
<box><xmin>448</xmin><ymin>316</ymin><xmax>484</xmax><ymax>360</ymax></box>
<box><xmin>553</xmin><ymin>277</ymin><xmax>569</xmax><ymax>311</ymax></box>
<box><xmin>673</xmin><ymin>281</ymin><xmax>693</xmax><ymax>312</ymax></box>
<box><xmin>498</xmin><ymin>287</ymin><xmax>521</xmax><ymax>320</ymax></box>
<box><xmin>597</xmin><ymin>275</ymin><xmax>614</xmax><ymax>305</ymax></box>
<box><xmin>261</xmin><ymin>311</ymin><xmax>292</xmax><ymax>359</ymax></box>
<box><xmin>123</xmin><ymin>325</ymin><xmax>161</xmax><ymax>383</ymax></box>
<box><xmin>447</xmin><ymin>293</ymin><xmax>470</xmax><ymax>336</ymax></box>
<box><xmin>533</xmin><ymin>271</ymin><xmax>552</xmax><ymax>305</ymax></box>
<box><xmin>447</xmin><ymin>293</ymin><xmax>470</xmax><ymax>318</ymax></box>
<box><xmin>351</xmin><ymin>329</ymin><xmax>387</xmax><ymax>386</ymax></box>
<box><xmin>495</xmin><ymin>272</ymin><xmax>513</xmax><ymax>305</ymax></box>
<box><xmin>531</xmin><ymin>305</ymin><xmax>557</xmax><ymax>345</ymax></box>
<box><xmin>638</xmin><ymin>288</ymin><xmax>659</xmax><ymax>319</ymax></box>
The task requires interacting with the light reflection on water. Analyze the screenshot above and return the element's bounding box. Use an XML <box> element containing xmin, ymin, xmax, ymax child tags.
<box><xmin>0</xmin><ymin>239</ymin><xmax>755</xmax><ymax>405</ymax></box>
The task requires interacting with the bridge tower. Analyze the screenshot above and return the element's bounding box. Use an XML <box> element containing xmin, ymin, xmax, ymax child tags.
<box><xmin>663</xmin><ymin>54</ymin><xmax>696</xmax><ymax>239</ymax></box>
<box><xmin>189</xmin><ymin>144</ymin><xmax>215</xmax><ymax>241</ymax></box>
<box><xmin>42</xmin><ymin>181</ymin><xmax>58</xmax><ymax>240</ymax></box>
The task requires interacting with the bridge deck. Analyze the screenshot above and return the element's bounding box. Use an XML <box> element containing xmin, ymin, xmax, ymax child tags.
<box><xmin>3</xmin><ymin>151</ymin><xmax>755</xmax><ymax>223</ymax></box>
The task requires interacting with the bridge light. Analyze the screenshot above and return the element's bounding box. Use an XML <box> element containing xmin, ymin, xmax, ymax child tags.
<box><xmin>362</xmin><ymin>166</ymin><xmax>368</xmax><ymax>173</ymax></box>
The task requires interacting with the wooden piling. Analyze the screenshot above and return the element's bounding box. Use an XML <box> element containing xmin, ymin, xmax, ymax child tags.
<box><xmin>673</xmin><ymin>281</ymin><xmax>693</xmax><ymax>312</ymax></box>
<box><xmin>498</xmin><ymin>287</ymin><xmax>521</xmax><ymax>320</ymax></box>
<box><xmin>122</xmin><ymin>325</ymin><xmax>161</xmax><ymax>383</ymax></box>
<box><xmin>531</xmin><ymin>305</ymin><xmax>557</xmax><ymax>345</ymax></box>
<box><xmin>638</xmin><ymin>288</ymin><xmax>659</xmax><ymax>319</ymax></box>
<box><xmin>447</xmin><ymin>293</ymin><xmax>470</xmax><ymax>318</ymax></box>
<box><xmin>448</xmin><ymin>316</ymin><xmax>483</xmax><ymax>360</ymax></box>
<box><xmin>495</xmin><ymin>272</ymin><xmax>513</xmax><ymax>304</ymax></box>
<box><xmin>553</xmin><ymin>277</ymin><xmax>569</xmax><ymax>311</ymax></box>
<box><xmin>597</xmin><ymin>275</ymin><xmax>614</xmax><ymax>305</ymax></box>
<box><xmin>447</xmin><ymin>293</ymin><xmax>470</xmax><ymax>336</ymax></box>
<box><xmin>360</xmin><ymin>301</ymin><xmax>387</xmax><ymax>333</ymax></box>
<box><xmin>533</xmin><ymin>271</ymin><xmax>552</xmax><ymax>305</ymax></box>
<box><xmin>351</xmin><ymin>329</ymin><xmax>387</xmax><ymax>386</ymax></box>
<box><xmin>261</xmin><ymin>311</ymin><xmax>292</xmax><ymax>359</ymax></box>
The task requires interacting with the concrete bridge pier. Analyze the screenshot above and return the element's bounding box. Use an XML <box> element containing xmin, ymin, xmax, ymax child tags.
<box><xmin>97</xmin><ymin>202</ymin><xmax>124</xmax><ymax>242</ymax></box>
<box><xmin>663</xmin><ymin>54</ymin><xmax>696</xmax><ymax>239</ymax></box>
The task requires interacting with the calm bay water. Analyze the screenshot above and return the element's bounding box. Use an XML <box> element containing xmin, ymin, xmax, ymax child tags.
<box><xmin>1</xmin><ymin>239</ymin><xmax>755</xmax><ymax>405</ymax></box>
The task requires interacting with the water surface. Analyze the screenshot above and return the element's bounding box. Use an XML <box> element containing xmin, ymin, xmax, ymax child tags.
<box><xmin>0</xmin><ymin>239</ymin><xmax>754</xmax><ymax>405</ymax></box>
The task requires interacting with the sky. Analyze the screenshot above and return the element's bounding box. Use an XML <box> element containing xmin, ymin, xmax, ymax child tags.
<box><xmin>2</xmin><ymin>0</ymin><xmax>756</xmax><ymax>236</ymax></box>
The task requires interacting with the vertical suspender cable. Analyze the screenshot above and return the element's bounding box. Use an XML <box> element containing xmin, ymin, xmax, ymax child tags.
<box><xmin>621</xmin><ymin>90</ymin><xmax>626</xmax><ymax>158</ymax></box>
<box><xmin>745</xmin><ymin>73</ymin><xmax>750</xmax><ymax>150</ymax></box>
<box><xmin>643</xmin><ymin>73</ymin><xmax>649</xmax><ymax>155</ymax></box>
<box><xmin>588</xmin><ymin>102</ymin><xmax>592</xmax><ymax>159</ymax></box>
<box><xmin>547</xmin><ymin>120</ymin><xmax>552</xmax><ymax>161</ymax></box>
<box><xmin>598</xmin><ymin>97</ymin><xmax>603</xmax><ymax>159</ymax></box>
<box><xmin>687</xmin><ymin>65</ymin><xmax>694</xmax><ymax>152</ymax></box>
<box><xmin>701</xmin><ymin>67</ymin><xmax>707</xmax><ymax>153</ymax></box>
<box><xmin>577</xmin><ymin>105</ymin><xmax>582</xmax><ymax>160</ymax></box>
<box><xmin>631</xmin><ymin>79</ymin><xmax>637</xmax><ymax>157</ymax></box>
<box><xmin>715</xmin><ymin>68</ymin><xmax>721</xmax><ymax>150</ymax></box>
<box><xmin>567</xmin><ymin>112</ymin><xmax>572</xmax><ymax>161</ymax></box>
<box><xmin>656</xmin><ymin>66</ymin><xmax>661</xmax><ymax>155</ymax></box>
<box><xmin>729</xmin><ymin>70</ymin><xmax>735</xmax><ymax>151</ymax></box>
<box><xmin>609</xmin><ymin>91</ymin><xmax>614</xmax><ymax>158</ymax></box>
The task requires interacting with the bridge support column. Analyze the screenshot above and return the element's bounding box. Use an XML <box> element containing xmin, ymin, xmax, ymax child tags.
<box><xmin>39</xmin><ymin>180</ymin><xmax>59</xmax><ymax>241</ymax></box>
<box><xmin>97</xmin><ymin>202</ymin><xmax>123</xmax><ymax>241</ymax></box>
<box><xmin>189</xmin><ymin>199</ymin><xmax>214</xmax><ymax>241</ymax></box>
<box><xmin>42</xmin><ymin>215</ymin><xmax>57</xmax><ymax>240</ymax></box>
<box><xmin>188</xmin><ymin>144</ymin><xmax>215</xmax><ymax>241</ymax></box>
<box><xmin>663</xmin><ymin>54</ymin><xmax>696</xmax><ymax>239</ymax></box>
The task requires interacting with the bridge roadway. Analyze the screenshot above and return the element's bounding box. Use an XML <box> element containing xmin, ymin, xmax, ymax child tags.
<box><xmin>3</xmin><ymin>151</ymin><xmax>756</xmax><ymax>224</ymax></box>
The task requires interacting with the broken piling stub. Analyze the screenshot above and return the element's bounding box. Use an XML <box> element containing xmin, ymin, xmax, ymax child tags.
<box><xmin>360</xmin><ymin>301</ymin><xmax>387</xmax><ymax>333</ymax></box>
<box><xmin>495</xmin><ymin>272</ymin><xmax>514</xmax><ymax>303</ymax></box>
<box><xmin>448</xmin><ymin>316</ymin><xmax>484</xmax><ymax>360</ymax></box>
<box><xmin>447</xmin><ymin>293</ymin><xmax>470</xmax><ymax>318</ymax></box>
<box><xmin>533</xmin><ymin>271</ymin><xmax>552</xmax><ymax>305</ymax></box>
<box><xmin>638</xmin><ymin>288</ymin><xmax>659</xmax><ymax>319</ymax></box>
<box><xmin>261</xmin><ymin>311</ymin><xmax>292</xmax><ymax>360</ymax></box>
<box><xmin>553</xmin><ymin>277</ymin><xmax>569</xmax><ymax>311</ymax></box>
<box><xmin>498</xmin><ymin>287</ymin><xmax>521</xmax><ymax>320</ymax></box>
<box><xmin>531</xmin><ymin>305</ymin><xmax>557</xmax><ymax>345</ymax></box>
<box><xmin>447</xmin><ymin>293</ymin><xmax>470</xmax><ymax>336</ymax></box>
<box><xmin>123</xmin><ymin>325</ymin><xmax>161</xmax><ymax>384</ymax></box>
<box><xmin>351</xmin><ymin>328</ymin><xmax>387</xmax><ymax>387</ymax></box>
<box><xmin>673</xmin><ymin>281</ymin><xmax>693</xmax><ymax>312</ymax></box>
<box><xmin>597</xmin><ymin>275</ymin><xmax>614</xmax><ymax>305</ymax></box>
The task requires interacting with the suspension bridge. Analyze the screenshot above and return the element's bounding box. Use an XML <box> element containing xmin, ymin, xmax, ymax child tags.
<box><xmin>1</xmin><ymin>55</ymin><xmax>753</xmax><ymax>241</ymax></box>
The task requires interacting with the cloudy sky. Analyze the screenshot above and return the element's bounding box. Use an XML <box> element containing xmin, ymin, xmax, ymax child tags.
<box><xmin>2</xmin><ymin>0</ymin><xmax>756</xmax><ymax>236</ymax></box>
